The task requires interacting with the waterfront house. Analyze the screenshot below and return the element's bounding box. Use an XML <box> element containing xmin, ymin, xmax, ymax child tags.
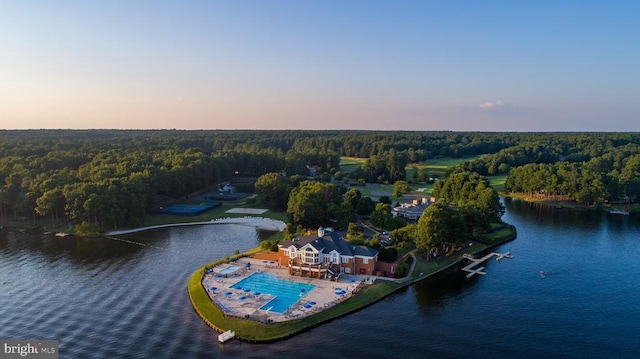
<box><xmin>277</xmin><ymin>228</ymin><xmax>378</xmax><ymax>278</ymax></box>
<box><xmin>391</xmin><ymin>197</ymin><xmax>434</xmax><ymax>221</ymax></box>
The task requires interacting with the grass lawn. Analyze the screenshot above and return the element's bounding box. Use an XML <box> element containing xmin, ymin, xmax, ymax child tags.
<box><xmin>408</xmin><ymin>184</ymin><xmax>435</xmax><ymax>196</ymax></box>
<box><xmin>426</xmin><ymin>156</ymin><xmax>482</xmax><ymax>167</ymax></box>
<box><xmin>340</xmin><ymin>156</ymin><xmax>487</xmax><ymax>200</ymax></box>
<box><xmin>409</xmin><ymin>254</ymin><xmax>461</xmax><ymax>281</ymax></box>
<box><xmin>339</xmin><ymin>157</ymin><xmax>367</xmax><ymax>174</ymax></box>
<box><xmin>406</xmin><ymin>155</ymin><xmax>480</xmax><ymax>183</ymax></box>
<box><xmin>487</xmin><ymin>174</ymin><xmax>508</xmax><ymax>194</ymax></box>
<box><xmin>355</xmin><ymin>183</ymin><xmax>432</xmax><ymax>202</ymax></box>
<box><xmin>141</xmin><ymin>199</ymin><xmax>288</xmax><ymax>228</ymax></box>
<box><xmin>341</xmin><ymin>155</ymin><xmax>480</xmax><ymax>181</ymax></box>
<box><xmin>355</xmin><ymin>184</ymin><xmax>393</xmax><ymax>198</ymax></box>
<box><xmin>395</xmin><ymin>241</ymin><xmax>416</xmax><ymax>258</ymax></box>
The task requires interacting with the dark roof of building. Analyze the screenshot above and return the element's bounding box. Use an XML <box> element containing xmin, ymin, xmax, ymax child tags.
<box><xmin>279</xmin><ymin>231</ymin><xmax>378</xmax><ymax>258</ymax></box>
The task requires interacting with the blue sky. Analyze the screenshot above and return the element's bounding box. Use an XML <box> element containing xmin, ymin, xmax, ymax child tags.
<box><xmin>1</xmin><ymin>1</ymin><xmax>638</xmax><ymax>131</ymax></box>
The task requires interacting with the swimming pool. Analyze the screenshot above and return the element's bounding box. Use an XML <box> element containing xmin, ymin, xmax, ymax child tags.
<box><xmin>230</xmin><ymin>272</ymin><xmax>315</xmax><ymax>313</ymax></box>
<box><xmin>218</xmin><ymin>265</ymin><xmax>240</xmax><ymax>275</ymax></box>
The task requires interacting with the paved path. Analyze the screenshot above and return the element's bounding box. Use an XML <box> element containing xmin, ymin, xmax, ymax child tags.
<box><xmin>105</xmin><ymin>217</ymin><xmax>286</xmax><ymax>236</ymax></box>
<box><xmin>375</xmin><ymin>250</ymin><xmax>418</xmax><ymax>283</ymax></box>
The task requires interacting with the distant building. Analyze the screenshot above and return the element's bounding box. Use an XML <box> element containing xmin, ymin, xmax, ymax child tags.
<box><xmin>306</xmin><ymin>165</ymin><xmax>318</xmax><ymax>177</ymax></box>
<box><xmin>219</xmin><ymin>183</ymin><xmax>235</xmax><ymax>193</ymax></box>
<box><xmin>277</xmin><ymin>228</ymin><xmax>378</xmax><ymax>278</ymax></box>
<box><xmin>391</xmin><ymin>197</ymin><xmax>434</xmax><ymax>221</ymax></box>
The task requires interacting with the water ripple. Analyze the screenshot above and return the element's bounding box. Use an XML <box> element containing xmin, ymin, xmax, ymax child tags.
<box><xmin>3</xmin><ymin>212</ymin><xmax>640</xmax><ymax>358</ymax></box>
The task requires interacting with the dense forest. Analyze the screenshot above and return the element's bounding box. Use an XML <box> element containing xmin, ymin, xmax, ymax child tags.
<box><xmin>1</xmin><ymin>130</ymin><xmax>639</xmax><ymax>230</ymax></box>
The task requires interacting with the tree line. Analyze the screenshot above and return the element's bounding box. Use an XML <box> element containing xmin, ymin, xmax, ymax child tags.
<box><xmin>505</xmin><ymin>152</ymin><xmax>640</xmax><ymax>205</ymax></box>
<box><xmin>0</xmin><ymin>132</ymin><xmax>337</xmax><ymax>228</ymax></box>
<box><xmin>2</xmin><ymin>130</ymin><xmax>639</xmax><ymax>231</ymax></box>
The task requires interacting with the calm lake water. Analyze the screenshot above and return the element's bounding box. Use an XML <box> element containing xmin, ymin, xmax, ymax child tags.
<box><xmin>2</xmin><ymin>200</ymin><xmax>640</xmax><ymax>358</ymax></box>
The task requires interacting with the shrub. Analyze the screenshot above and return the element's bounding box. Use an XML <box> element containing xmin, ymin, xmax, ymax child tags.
<box><xmin>74</xmin><ymin>221</ymin><xmax>101</xmax><ymax>236</ymax></box>
<box><xmin>367</xmin><ymin>235</ymin><xmax>381</xmax><ymax>249</ymax></box>
<box><xmin>394</xmin><ymin>263</ymin><xmax>410</xmax><ymax>277</ymax></box>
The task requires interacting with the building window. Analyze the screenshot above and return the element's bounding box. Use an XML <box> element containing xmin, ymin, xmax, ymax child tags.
<box><xmin>363</xmin><ymin>257</ymin><xmax>369</xmax><ymax>264</ymax></box>
<box><xmin>304</xmin><ymin>252</ymin><xmax>319</xmax><ymax>264</ymax></box>
<box><xmin>342</xmin><ymin>256</ymin><xmax>349</xmax><ymax>264</ymax></box>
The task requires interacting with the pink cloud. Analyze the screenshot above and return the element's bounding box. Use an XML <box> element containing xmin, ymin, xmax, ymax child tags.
<box><xmin>479</xmin><ymin>100</ymin><xmax>505</xmax><ymax>109</ymax></box>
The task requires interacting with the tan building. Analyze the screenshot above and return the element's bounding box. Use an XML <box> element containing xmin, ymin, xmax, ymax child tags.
<box><xmin>391</xmin><ymin>197</ymin><xmax>434</xmax><ymax>221</ymax></box>
<box><xmin>277</xmin><ymin>228</ymin><xmax>378</xmax><ymax>279</ymax></box>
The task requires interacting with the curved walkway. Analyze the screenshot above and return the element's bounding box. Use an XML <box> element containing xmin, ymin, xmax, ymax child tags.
<box><xmin>105</xmin><ymin>217</ymin><xmax>286</xmax><ymax>236</ymax></box>
<box><xmin>375</xmin><ymin>250</ymin><xmax>418</xmax><ymax>283</ymax></box>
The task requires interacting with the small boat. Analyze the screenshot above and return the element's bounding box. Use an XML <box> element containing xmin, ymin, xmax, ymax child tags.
<box><xmin>55</xmin><ymin>232</ymin><xmax>70</xmax><ymax>237</ymax></box>
<box><xmin>609</xmin><ymin>208</ymin><xmax>630</xmax><ymax>215</ymax></box>
<box><xmin>540</xmin><ymin>271</ymin><xmax>547</xmax><ymax>278</ymax></box>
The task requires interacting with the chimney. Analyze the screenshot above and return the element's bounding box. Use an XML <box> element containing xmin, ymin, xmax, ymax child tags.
<box><xmin>318</xmin><ymin>227</ymin><xmax>325</xmax><ymax>237</ymax></box>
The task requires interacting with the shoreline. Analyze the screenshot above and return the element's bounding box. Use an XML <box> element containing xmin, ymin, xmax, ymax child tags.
<box><xmin>505</xmin><ymin>194</ymin><xmax>637</xmax><ymax>213</ymax></box>
<box><xmin>188</xmin><ymin>224</ymin><xmax>517</xmax><ymax>343</ymax></box>
<box><xmin>105</xmin><ymin>217</ymin><xmax>286</xmax><ymax>236</ymax></box>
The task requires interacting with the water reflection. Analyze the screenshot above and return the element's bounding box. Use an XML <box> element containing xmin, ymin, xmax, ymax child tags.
<box><xmin>3</xmin><ymin>209</ymin><xmax>640</xmax><ymax>357</ymax></box>
<box><xmin>413</xmin><ymin>270</ymin><xmax>474</xmax><ymax>310</ymax></box>
<box><xmin>503</xmin><ymin>197</ymin><xmax>605</xmax><ymax>231</ymax></box>
<box><xmin>0</xmin><ymin>230</ymin><xmax>145</xmax><ymax>265</ymax></box>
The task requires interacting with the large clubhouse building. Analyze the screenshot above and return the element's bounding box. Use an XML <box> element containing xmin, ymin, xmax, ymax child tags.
<box><xmin>277</xmin><ymin>228</ymin><xmax>378</xmax><ymax>279</ymax></box>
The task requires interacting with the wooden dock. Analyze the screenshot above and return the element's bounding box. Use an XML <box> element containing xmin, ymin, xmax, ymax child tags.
<box><xmin>462</xmin><ymin>252</ymin><xmax>512</xmax><ymax>278</ymax></box>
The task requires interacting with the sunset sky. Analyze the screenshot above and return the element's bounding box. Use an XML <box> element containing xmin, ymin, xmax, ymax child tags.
<box><xmin>1</xmin><ymin>1</ymin><xmax>639</xmax><ymax>131</ymax></box>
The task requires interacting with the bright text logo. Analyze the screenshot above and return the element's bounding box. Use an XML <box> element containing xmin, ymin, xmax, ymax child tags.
<box><xmin>0</xmin><ymin>340</ymin><xmax>58</xmax><ymax>359</ymax></box>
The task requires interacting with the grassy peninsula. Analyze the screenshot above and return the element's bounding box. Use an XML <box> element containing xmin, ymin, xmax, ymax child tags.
<box><xmin>187</xmin><ymin>224</ymin><xmax>516</xmax><ymax>343</ymax></box>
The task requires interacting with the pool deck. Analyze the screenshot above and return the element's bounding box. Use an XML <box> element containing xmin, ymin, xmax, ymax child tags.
<box><xmin>202</xmin><ymin>258</ymin><xmax>367</xmax><ymax>323</ymax></box>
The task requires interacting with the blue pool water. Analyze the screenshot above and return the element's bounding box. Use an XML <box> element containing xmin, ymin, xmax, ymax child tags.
<box><xmin>230</xmin><ymin>272</ymin><xmax>315</xmax><ymax>313</ymax></box>
<box><xmin>218</xmin><ymin>265</ymin><xmax>240</xmax><ymax>275</ymax></box>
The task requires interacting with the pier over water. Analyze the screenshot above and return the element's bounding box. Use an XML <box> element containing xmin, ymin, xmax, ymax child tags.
<box><xmin>462</xmin><ymin>252</ymin><xmax>513</xmax><ymax>278</ymax></box>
